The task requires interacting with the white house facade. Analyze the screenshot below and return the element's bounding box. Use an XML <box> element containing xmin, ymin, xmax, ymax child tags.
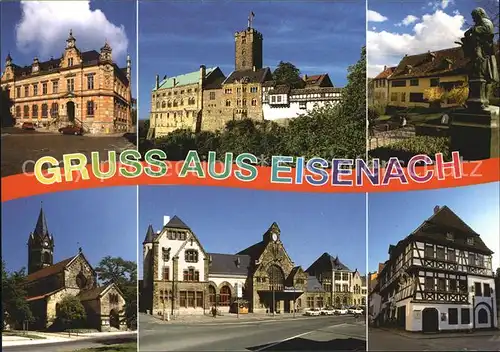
<box><xmin>375</xmin><ymin>206</ymin><xmax>497</xmax><ymax>333</ymax></box>
<box><xmin>262</xmin><ymin>84</ymin><xmax>342</xmax><ymax>121</ymax></box>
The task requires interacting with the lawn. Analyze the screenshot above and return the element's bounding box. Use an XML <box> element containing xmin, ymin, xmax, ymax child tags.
<box><xmin>2</xmin><ymin>331</ymin><xmax>46</xmax><ymax>339</ymax></box>
<box><xmin>76</xmin><ymin>342</ymin><xmax>137</xmax><ymax>352</ymax></box>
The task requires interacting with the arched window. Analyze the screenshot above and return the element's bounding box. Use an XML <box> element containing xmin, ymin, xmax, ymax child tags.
<box><xmin>167</xmin><ymin>101</ymin><xmax>172</xmax><ymax>108</ymax></box>
<box><xmin>267</xmin><ymin>265</ymin><xmax>285</xmax><ymax>290</ymax></box>
<box><xmin>15</xmin><ymin>106</ymin><xmax>21</xmax><ymax>118</ymax></box>
<box><xmin>23</xmin><ymin>105</ymin><xmax>29</xmax><ymax>118</ymax></box>
<box><xmin>161</xmin><ymin>101</ymin><xmax>166</xmax><ymax>108</ymax></box>
<box><xmin>41</xmin><ymin>103</ymin><xmax>48</xmax><ymax>118</ymax></box>
<box><xmin>342</xmin><ymin>297</ymin><xmax>348</xmax><ymax>305</ymax></box>
<box><xmin>51</xmin><ymin>103</ymin><xmax>59</xmax><ymax>117</ymax></box>
<box><xmin>32</xmin><ymin>104</ymin><xmax>38</xmax><ymax>118</ymax></box>
<box><xmin>208</xmin><ymin>286</ymin><xmax>216</xmax><ymax>306</ymax></box>
<box><xmin>185</xmin><ymin>250</ymin><xmax>198</xmax><ymax>263</ymax></box>
<box><xmin>219</xmin><ymin>285</ymin><xmax>231</xmax><ymax>306</ymax></box>
<box><xmin>478</xmin><ymin>308</ymin><xmax>488</xmax><ymax>324</ymax></box>
<box><xmin>362</xmin><ymin>297</ymin><xmax>366</xmax><ymax>305</ymax></box>
<box><xmin>173</xmin><ymin>101</ymin><xmax>178</xmax><ymax>107</ymax></box>
<box><xmin>156</xmin><ymin>101</ymin><xmax>160</xmax><ymax>109</ymax></box>
<box><xmin>335</xmin><ymin>296</ymin><xmax>341</xmax><ymax>306</ymax></box>
<box><xmin>87</xmin><ymin>101</ymin><xmax>95</xmax><ymax>116</ymax></box>
<box><xmin>43</xmin><ymin>252</ymin><xmax>51</xmax><ymax>264</ymax></box>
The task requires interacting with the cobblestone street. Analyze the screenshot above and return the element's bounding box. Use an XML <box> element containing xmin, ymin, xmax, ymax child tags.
<box><xmin>368</xmin><ymin>328</ymin><xmax>500</xmax><ymax>351</ymax></box>
<box><xmin>1</xmin><ymin>128</ymin><xmax>136</xmax><ymax>177</ymax></box>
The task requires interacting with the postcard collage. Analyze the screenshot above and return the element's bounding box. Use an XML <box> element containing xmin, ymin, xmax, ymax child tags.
<box><xmin>1</xmin><ymin>0</ymin><xmax>499</xmax><ymax>351</ymax></box>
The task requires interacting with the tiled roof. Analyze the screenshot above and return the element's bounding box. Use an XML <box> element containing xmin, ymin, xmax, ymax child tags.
<box><xmin>26</xmin><ymin>288</ymin><xmax>64</xmax><ymax>302</ymax></box>
<box><xmin>143</xmin><ymin>224</ymin><xmax>155</xmax><ymax>244</ymax></box>
<box><xmin>164</xmin><ymin>215</ymin><xmax>191</xmax><ymax>230</ymax></box>
<box><xmin>268</xmin><ymin>84</ymin><xmax>291</xmax><ymax>95</ymax></box>
<box><xmin>155</xmin><ymin>67</ymin><xmax>218</xmax><ymax>91</ymax></box>
<box><xmin>290</xmin><ymin>86</ymin><xmax>342</xmax><ymax>95</ymax></box>
<box><xmin>223</xmin><ymin>67</ymin><xmax>272</xmax><ymax>85</ymax></box>
<box><xmin>306</xmin><ymin>275</ymin><xmax>325</xmax><ymax>292</ymax></box>
<box><xmin>77</xmin><ymin>286</ymin><xmax>107</xmax><ymax>301</ymax></box>
<box><xmin>25</xmin><ymin>256</ymin><xmax>74</xmax><ymax>283</ymax></box>
<box><xmin>10</xmin><ymin>50</ymin><xmax>101</xmax><ymax>79</ymax></box>
<box><xmin>236</xmin><ymin>241</ymin><xmax>266</xmax><ymax>261</ymax></box>
<box><xmin>389</xmin><ymin>46</ymin><xmax>468</xmax><ymax>79</ymax></box>
<box><xmin>374</xmin><ymin>66</ymin><xmax>396</xmax><ymax>79</ymax></box>
<box><xmin>34</xmin><ymin>207</ymin><xmax>49</xmax><ymax>237</ymax></box>
<box><xmin>306</xmin><ymin>253</ymin><xmax>351</xmax><ymax>274</ymax></box>
<box><xmin>304</xmin><ymin>74</ymin><xmax>333</xmax><ymax>88</ymax></box>
<box><xmin>208</xmin><ymin>253</ymin><xmax>251</xmax><ymax>276</ymax></box>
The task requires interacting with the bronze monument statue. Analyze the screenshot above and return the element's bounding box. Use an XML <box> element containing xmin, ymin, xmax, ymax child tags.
<box><xmin>456</xmin><ymin>7</ymin><xmax>499</xmax><ymax>110</ymax></box>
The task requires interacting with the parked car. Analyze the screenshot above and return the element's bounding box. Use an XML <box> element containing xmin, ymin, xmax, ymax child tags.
<box><xmin>304</xmin><ymin>308</ymin><xmax>322</xmax><ymax>316</ymax></box>
<box><xmin>59</xmin><ymin>125</ymin><xmax>83</xmax><ymax>135</ymax></box>
<box><xmin>320</xmin><ymin>307</ymin><xmax>335</xmax><ymax>316</ymax></box>
<box><xmin>349</xmin><ymin>307</ymin><xmax>364</xmax><ymax>315</ymax></box>
<box><xmin>21</xmin><ymin>122</ymin><xmax>35</xmax><ymax>130</ymax></box>
<box><xmin>335</xmin><ymin>307</ymin><xmax>348</xmax><ymax>315</ymax></box>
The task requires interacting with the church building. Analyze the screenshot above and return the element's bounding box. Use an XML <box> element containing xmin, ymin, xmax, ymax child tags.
<box><xmin>0</xmin><ymin>30</ymin><xmax>133</xmax><ymax>134</ymax></box>
<box><xmin>141</xmin><ymin>215</ymin><xmax>365</xmax><ymax>317</ymax></box>
<box><xmin>24</xmin><ymin>207</ymin><xmax>127</xmax><ymax>331</ymax></box>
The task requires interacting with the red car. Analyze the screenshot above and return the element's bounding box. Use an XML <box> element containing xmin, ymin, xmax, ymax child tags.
<box><xmin>59</xmin><ymin>125</ymin><xmax>84</xmax><ymax>135</ymax></box>
<box><xmin>21</xmin><ymin>122</ymin><xmax>35</xmax><ymax>130</ymax></box>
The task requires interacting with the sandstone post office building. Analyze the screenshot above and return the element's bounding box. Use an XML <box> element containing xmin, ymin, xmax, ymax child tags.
<box><xmin>140</xmin><ymin>216</ymin><xmax>366</xmax><ymax>316</ymax></box>
<box><xmin>0</xmin><ymin>30</ymin><xmax>133</xmax><ymax>134</ymax></box>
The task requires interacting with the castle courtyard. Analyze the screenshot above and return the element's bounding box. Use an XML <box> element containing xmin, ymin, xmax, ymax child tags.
<box><xmin>0</xmin><ymin>128</ymin><xmax>136</xmax><ymax>177</ymax></box>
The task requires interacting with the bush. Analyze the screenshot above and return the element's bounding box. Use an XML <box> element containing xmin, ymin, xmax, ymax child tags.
<box><xmin>369</xmin><ymin>136</ymin><xmax>450</xmax><ymax>163</ymax></box>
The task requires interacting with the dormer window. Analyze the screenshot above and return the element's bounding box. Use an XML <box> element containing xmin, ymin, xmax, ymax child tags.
<box><xmin>68</xmin><ymin>58</ymin><xmax>73</xmax><ymax>67</ymax></box>
<box><xmin>446</xmin><ymin>232</ymin><xmax>454</xmax><ymax>241</ymax></box>
<box><xmin>467</xmin><ymin>237</ymin><xmax>475</xmax><ymax>245</ymax></box>
<box><xmin>185</xmin><ymin>249</ymin><xmax>198</xmax><ymax>263</ymax></box>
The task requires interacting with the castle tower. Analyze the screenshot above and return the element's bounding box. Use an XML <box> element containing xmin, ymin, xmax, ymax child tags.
<box><xmin>66</xmin><ymin>29</ymin><xmax>76</xmax><ymax>49</ymax></box>
<box><xmin>27</xmin><ymin>206</ymin><xmax>54</xmax><ymax>274</ymax></box>
<box><xmin>234</xmin><ymin>12</ymin><xmax>263</xmax><ymax>71</ymax></box>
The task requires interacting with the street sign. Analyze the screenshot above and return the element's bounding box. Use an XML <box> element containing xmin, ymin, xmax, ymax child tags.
<box><xmin>235</xmin><ymin>283</ymin><xmax>242</xmax><ymax>298</ymax></box>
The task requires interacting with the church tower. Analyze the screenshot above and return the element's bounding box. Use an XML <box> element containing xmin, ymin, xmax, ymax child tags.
<box><xmin>27</xmin><ymin>206</ymin><xmax>54</xmax><ymax>274</ymax></box>
<box><xmin>234</xmin><ymin>12</ymin><xmax>263</xmax><ymax>71</ymax></box>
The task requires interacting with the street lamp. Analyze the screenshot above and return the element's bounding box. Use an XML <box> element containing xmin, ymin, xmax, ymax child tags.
<box><xmin>270</xmin><ymin>236</ymin><xmax>280</xmax><ymax>317</ymax></box>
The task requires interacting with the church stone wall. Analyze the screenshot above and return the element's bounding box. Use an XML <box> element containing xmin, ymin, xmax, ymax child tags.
<box><xmin>65</xmin><ymin>256</ymin><xmax>96</xmax><ymax>290</ymax></box>
<box><xmin>100</xmin><ymin>286</ymin><xmax>127</xmax><ymax>331</ymax></box>
<box><xmin>45</xmin><ymin>288</ymin><xmax>81</xmax><ymax>328</ymax></box>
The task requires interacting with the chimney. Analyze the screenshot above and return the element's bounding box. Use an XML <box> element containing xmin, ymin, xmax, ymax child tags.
<box><xmin>155</xmin><ymin>74</ymin><xmax>159</xmax><ymax>89</ymax></box>
<box><xmin>433</xmin><ymin>205</ymin><xmax>440</xmax><ymax>214</ymax></box>
<box><xmin>173</xmin><ymin>78</ymin><xmax>177</xmax><ymax>86</ymax></box>
<box><xmin>235</xmin><ymin>257</ymin><xmax>241</xmax><ymax>267</ymax></box>
<box><xmin>209</xmin><ymin>255</ymin><xmax>213</xmax><ymax>264</ymax></box>
<box><xmin>200</xmin><ymin>65</ymin><xmax>206</xmax><ymax>80</ymax></box>
<box><xmin>163</xmin><ymin>216</ymin><xmax>171</xmax><ymax>226</ymax></box>
<box><xmin>156</xmin><ymin>230</ymin><xmax>160</xmax><ymax>235</ymax></box>
<box><xmin>383</xmin><ymin>65</ymin><xmax>387</xmax><ymax>71</ymax></box>
<box><xmin>252</xmin><ymin>66</ymin><xmax>256</xmax><ymax>72</ymax></box>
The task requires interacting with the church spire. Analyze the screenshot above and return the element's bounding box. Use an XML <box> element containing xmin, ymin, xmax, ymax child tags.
<box><xmin>143</xmin><ymin>224</ymin><xmax>155</xmax><ymax>244</ymax></box>
<box><xmin>34</xmin><ymin>203</ymin><xmax>49</xmax><ymax>238</ymax></box>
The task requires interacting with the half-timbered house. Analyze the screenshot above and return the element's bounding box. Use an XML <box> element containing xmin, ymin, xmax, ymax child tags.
<box><xmin>375</xmin><ymin>206</ymin><xmax>497</xmax><ymax>332</ymax></box>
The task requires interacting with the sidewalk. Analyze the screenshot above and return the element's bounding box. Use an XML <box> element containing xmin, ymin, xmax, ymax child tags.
<box><xmin>376</xmin><ymin>327</ymin><xmax>499</xmax><ymax>339</ymax></box>
<box><xmin>1</xmin><ymin>330</ymin><xmax>135</xmax><ymax>347</ymax></box>
<box><xmin>151</xmin><ymin>312</ymin><xmax>365</xmax><ymax>325</ymax></box>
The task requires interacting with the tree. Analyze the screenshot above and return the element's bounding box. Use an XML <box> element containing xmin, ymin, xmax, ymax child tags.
<box><xmin>272</xmin><ymin>61</ymin><xmax>305</xmax><ymax>88</ymax></box>
<box><xmin>0</xmin><ymin>87</ymin><xmax>15</xmax><ymax>128</ymax></box>
<box><xmin>496</xmin><ymin>267</ymin><xmax>500</xmax><ymax>278</ymax></box>
<box><xmin>56</xmin><ymin>295</ymin><xmax>86</xmax><ymax>329</ymax></box>
<box><xmin>447</xmin><ymin>84</ymin><xmax>469</xmax><ymax>106</ymax></box>
<box><xmin>131</xmin><ymin>107</ymin><xmax>137</xmax><ymax>126</ymax></box>
<box><xmin>2</xmin><ymin>261</ymin><xmax>33</xmax><ymax>330</ymax></box>
<box><xmin>423</xmin><ymin>87</ymin><xmax>445</xmax><ymax>107</ymax></box>
<box><xmin>95</xmin><ymin>256</ymin><xmax>137</xmax><ymax>329</ymax></box>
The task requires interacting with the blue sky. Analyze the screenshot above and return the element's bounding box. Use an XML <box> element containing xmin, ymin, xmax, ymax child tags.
<box><xmin>1</xmin><ymin>187</ymin><xmax>137</xmax><ymax>273</ymax></box>
<box><xmin>368</xmin><ymin>182</ymin><xmax>500</xmax><ymax>273</ymax></box>
<box><xmin>138</xmin><ymin>186</ymin><xmax>367</xmax><ymax>278</ymax></box>
<box><xmin>0</xmin><ymin>1</ymin><xmax>136</xmax><ymax>94</ymax></box>
<box><xmin>138</xmin><ymin>0</ymin><xmax>366</xmax><ymax>119</ymax></box>
<box><xmin>366</xmin><ymin>0</ymin><xmax>496</xmax><ymax>76</ymax></box>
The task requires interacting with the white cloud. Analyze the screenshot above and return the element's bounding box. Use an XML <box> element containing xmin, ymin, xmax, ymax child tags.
<box><xmin>367</xmin><ymin>10</ymin><xmax>388</xmax><ymax>23</ymax></box>
<box><xmin>429</xmin><ymin>0</ymin><xmax>454</xmax><ymax>10</ymax></box>
<box><xmin>372</xmin><ymin>26</ymin><xmax>377</xmax><ymax>30</ymax></box>
<box><xmin>15</xmin><ymin>1</ymin><xmax>129</xmax><ymax>61</ymax></box>
<box><xmin>395</xmin><ymin>15</ymin><xmax>419</xmax><ymax>27</ymax></box>
<box><xmin>367</xmin><ymin>10</ymin><xmax>465</xmax><ymax>77</ymax></box>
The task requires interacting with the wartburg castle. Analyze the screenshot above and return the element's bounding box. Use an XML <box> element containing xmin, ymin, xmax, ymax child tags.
<box><xmin>147</xmin><ymin>13</ymin><xmax>343</xmax><ymax>139</ymax></box>
<box><xmin>0</xmin><ymin>30</ymin><xmax>134</xmax><ymax>134</ymax></box>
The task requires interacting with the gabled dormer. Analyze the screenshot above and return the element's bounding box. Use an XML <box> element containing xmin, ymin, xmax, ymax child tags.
<box><xmin>62</xmin><ymin>29</ymin><xmax>81</xmax><ymax>68</ymax></box>
<box><xmin>100</xmin><ymin>41</ymin><xmax>113</xmax><ymax>62</ymax></box>
<box><xmin>427</xmin><ymin>51</ymin><xmax>436</xmax><ymax>63</ymax></box>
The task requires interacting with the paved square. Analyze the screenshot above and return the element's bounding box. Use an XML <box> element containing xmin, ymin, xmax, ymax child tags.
<box><xmin>1</xmin><ymin>128</ymin><xmax>136</xmax><ymax>177</ymax></box>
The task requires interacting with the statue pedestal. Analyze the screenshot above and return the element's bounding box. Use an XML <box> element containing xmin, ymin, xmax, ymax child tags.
<box><xmin>450</xmin><ymin>105</ymin><xmax>499</xmax><ymax>160</ymax></box>
<box><xmin>465</xmin><ymin>78</ymin><xmax>488</xmax><ymax>110</ymax></box>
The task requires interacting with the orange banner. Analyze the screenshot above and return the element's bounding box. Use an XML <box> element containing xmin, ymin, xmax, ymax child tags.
<box><xmin>2</xmin><ymin>156</ymin><xmax>499</xmax><ymax>202</ymax></box>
